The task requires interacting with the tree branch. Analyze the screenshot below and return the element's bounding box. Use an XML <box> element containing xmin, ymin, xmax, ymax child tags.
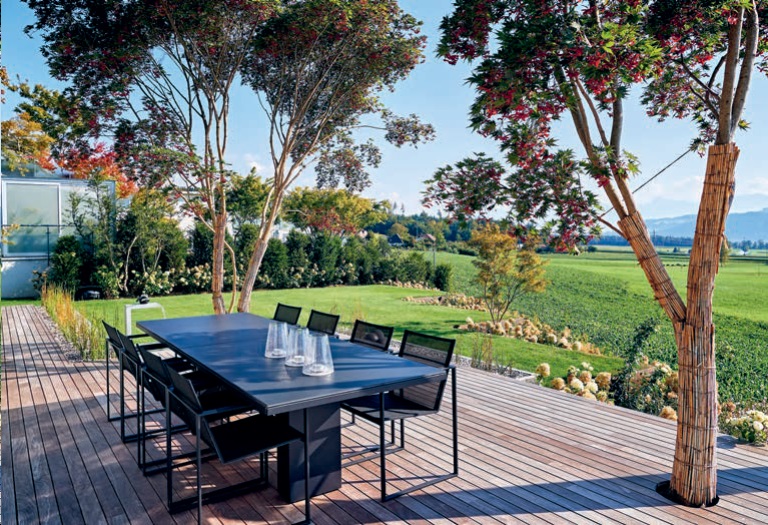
<box><xmin>717</xmin><ymin>7</ymin><xmax>744</xmax><ymax>144</ymax></box>
<box><xmin>730</xmin><ymin>3</ymin><xmax>759</xmax><ymax>137</ymax></box>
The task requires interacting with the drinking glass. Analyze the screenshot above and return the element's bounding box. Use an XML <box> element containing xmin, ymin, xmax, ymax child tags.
<box><xmin>302</xmin><ymin>333</ymin><xmax>334</xmax><ymax>376</ymax></box>
<box><xmin>285</xmin><ymin>327</ymin><xmax>309</xmax><ymax>367</ymax></box>
<box><xmin>265</xmin><ymin>321</ymin><xmax>288</xmax><ymax>358</ymax></box>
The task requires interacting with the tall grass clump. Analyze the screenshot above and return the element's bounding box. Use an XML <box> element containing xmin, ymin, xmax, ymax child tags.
<box><xmin>41</xmin><ymin>284</ymin><xmax>114</xmax><ymax>360</ymax></box>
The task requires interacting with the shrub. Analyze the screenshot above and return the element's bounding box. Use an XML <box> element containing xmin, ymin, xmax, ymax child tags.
<box><xmin>540</xmin><ymin>361</ymin><xmax>613</xmax><ymax>403</ymax></box>
<box><xmin>398</xmin><ymin>251</ymin><xmax>430</xmax><ymax>284</ymax></box>
<box><xmin>49</xmin><ymin>235</ymin><xmax>84</xmax><ymax>292</ymax></box>
<box><xmin>376</xmin><ymin>255</ymin><xmax>401</xmax><ymax>282</ymax></box>
<box><xmin>260</xmin><ymin>238</ymin><xmax>289</xmax><ymax>289</ymax></box>
<box><xmin>187</xmin><ymin>220</ymin><xmax>234</xmax><ymax>290</ymax></box>
<box><xmin>286</xmin><ymin>230</ymin><xmax>312</xmax><ymax>287</ymax></box>
<box><xmin>175</xmin><ymin>264</ymin><xmax>213</xmax><ymax>294</ymax></box>
<box><xmin>311</xmin><ymin>233</ymin><xmax>342</xmax><ymax>286</ymax></box>
<box><xmin>94</xmin><ymin>266</ymin><xmax>120</xmax><ymax>299</ymax></box>
<box><xmin>131</xmin><ymin>268</ymin><xmax>175</xmax><ymax>296</ymax></box>
<box><xmin>235</xmin><ymin>223</ymin><xmax>260</xmax><ymax>272</ymax></box>
<box><xmin>720</xmin><ymin>410</ymin><xmax>767</xmax><ymax>445</ymax></box>
<box><xmin>188</xmin><ymin>221</ymin><xmax>214</xmax><ymax>268</ymax></box>
<box><xmin>341</xmin><ymin>236</ymin><xmax>369</xmax><ymax>285</ymax></box>
<box><xmin>432</xmin><ymin>262</ymin><xmax>453</xmax><ymax>291</ymax></box>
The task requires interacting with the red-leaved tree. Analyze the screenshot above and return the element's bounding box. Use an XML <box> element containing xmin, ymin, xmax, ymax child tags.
<box><xmin>428</xmin><ymin>0</ymin><xmax>766</xmax><ymax>506</ymax></box>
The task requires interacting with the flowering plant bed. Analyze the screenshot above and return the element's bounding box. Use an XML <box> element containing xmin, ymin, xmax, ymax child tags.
<box><xmin>720</xmin><ymin>408</ymin><xmax>768</xmax><ymax>446</ymax></box>
<box><xmin>457</xmin><ymin>313</ymin><xmax>602</xmax><ymax>355</ymax></box>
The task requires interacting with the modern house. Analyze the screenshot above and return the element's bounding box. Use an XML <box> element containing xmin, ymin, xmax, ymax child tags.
<box><xmin>0</xmin><ymin>158</ymin><xmax>115</xmax><ymax>298</ymax></box>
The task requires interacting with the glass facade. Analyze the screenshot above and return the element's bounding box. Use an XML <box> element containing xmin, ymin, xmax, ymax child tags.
<box><xmin>1</xmin><ymin>179</ymin><xmax>110</xmax><ymax>257</ymax></box>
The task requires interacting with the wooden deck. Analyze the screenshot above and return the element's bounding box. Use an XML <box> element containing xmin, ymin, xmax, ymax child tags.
<box><xmin>3</xmin><ymin>304</ymin><xmax>768</xmax><ymax>524</ymax></box>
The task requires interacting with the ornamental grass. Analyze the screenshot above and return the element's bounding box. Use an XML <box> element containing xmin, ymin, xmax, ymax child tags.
<box><xmin>41</xmin><ymin>284</ymin><xmax>114</xmax><ymax>360</ymax></box>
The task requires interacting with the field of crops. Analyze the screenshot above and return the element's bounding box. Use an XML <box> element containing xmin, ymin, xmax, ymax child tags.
<box><xmin>437</xmin><ymin>249</ymin><xmax>768</xmax><ymax>406</ymax></box>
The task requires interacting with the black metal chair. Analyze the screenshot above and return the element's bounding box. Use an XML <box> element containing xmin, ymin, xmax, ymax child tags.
<box><xmin>306</xmin><ymin>309</ymin><xmax>340</xmax><ymax>335</ymax></box>
<box><xmin>164</xmin><ymin>366</ymin><xmax>311</xmax><ymax>524</ymax></box>
<box><xmin>344</xmin><ymin>320</ymin><xmax>396</xmax><ymax>428</ymax></box>
<box><xmin>273</xmin><ymin>303</ymin><xmax>302</xmax><ymax>325</ymax></box>
<box><xmin>341</xmin><ymin>330</ymin><xmax>459</xmax><ymax>501</ymax></box>
<box><xmin>103</xmin><ymin>321</ymin><xmax>183</xmax><ymax>443</ymax></box>
<box><xmin>350</xmin><ymin>320</ymin><xmax>394</xmax><ymax>352</ymax></box>
<box><xmin>126</xmin><ymin>333</ymin><xmax>223</xmax><ymax>475</ymax></box>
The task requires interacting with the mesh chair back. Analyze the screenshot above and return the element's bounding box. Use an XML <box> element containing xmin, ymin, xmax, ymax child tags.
<box><xmin>134</xmin><ymin>341</ymin><xmax>171</xmax><ymax>404</ymax></box>
<box><xmin>102</xmin><ymin>321</ymin><xmax>122</xmax><ymax>357</ymax></box>
<box><xmin>166</xmin><ymin>367</ymin><xmax>216</xmax><ymax>447</ymax></box>
<box><xmin>307</xmin><ymin>310</ymin><xmax>340</xmax><ymax>335</ymax></box>
<box><xmin>273</xmin><ymin>303</ymin><xmax>301</xmax><ymax>325</ymax></box>
<box><xmin>350</xmin><ymin>320</ymin><xmax>394</xmax><ymax>352</ymax></box>
<box><xmin>395</xmin><ymin>330</ymin><xmax>456</xmax><ymax>412</ymax></box>
<box><xmin>108</xmin><ymin>323</ymin><xmax>139</xmax><ymax>377</ymax></box>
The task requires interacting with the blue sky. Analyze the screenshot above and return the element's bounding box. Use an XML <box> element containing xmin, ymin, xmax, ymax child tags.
<box><xmin>3</xmin><ymin>0</ymin><xmax>767</xmax><ymax>220</ymax></box>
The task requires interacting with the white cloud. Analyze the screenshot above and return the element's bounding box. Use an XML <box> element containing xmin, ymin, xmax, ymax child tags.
<box><xmin>243</xmin><ymin>153</ymin><xmax>273</xmax><ymax>177</ymax></box>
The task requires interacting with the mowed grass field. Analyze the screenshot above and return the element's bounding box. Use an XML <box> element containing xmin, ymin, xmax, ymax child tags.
<box><xmin>437</xmin><ymin>248</ymin><xmax>768</xmax><ymax>405</ymax></box>
<box><xmin>78</xmin><ymin>285</ymin><xmax>624</xmax><ymax>380</ymax></box>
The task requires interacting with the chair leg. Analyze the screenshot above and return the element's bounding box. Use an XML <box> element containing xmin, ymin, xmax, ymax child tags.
<box><xmin>379</xmin><ymin>368</ymin><xmax>460</xmax><ymax>502</ymax></box>
<box><xmin>120</xmin><ymin>361</ymin><xmax>126</xmax><ymax>440</ymax></box>
<box><xmin>166</xmin><ymin>400</ymin><xmax>173</xmax><ymax>510</ymax></box>
<box><xmin>452</xmin><ymin>366</ymin><xmax>459</xmax><ymax>475</ymax></box>
<box><xmin>138</xmin><ymin>376</ymin><xmax>144</xmax><ymax>465</ymax></box>
<box><xmin>106</xmin><ymin>340</ymin><xmax>111</xmax><ymax>421</ymax></box>
<box><xmin>379</xmin><ymin>392</ymin><xmax>387</xmax><ymax>502</ymax></box>
<box><xmin>196</xmin><ymin>414</ymin><xmax>203</xmax><ymax>525</ymax></box>
<box><xmin>303</xmin><ymin>409</ymin><xmax>311</xmax><ymax>524</ymax></box>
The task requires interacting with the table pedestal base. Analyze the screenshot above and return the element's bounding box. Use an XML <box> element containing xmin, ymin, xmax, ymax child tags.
<box><xmin>278</xmin><ymin>403</ymin><xmax>341</xmax><ymax>502</ymax></box>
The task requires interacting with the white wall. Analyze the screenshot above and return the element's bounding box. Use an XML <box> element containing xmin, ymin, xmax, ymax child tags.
<box><xmin>1</xmin><ymin>257</ymin><xmax>47</xmax><ymax>299</ymax></box>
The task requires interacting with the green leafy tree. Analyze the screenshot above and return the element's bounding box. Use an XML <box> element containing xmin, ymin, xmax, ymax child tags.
<box><xmin>236</xmin><ymin>0</ymin><xmax>434</xmax><ymax>310</ymax></box>
<box><xmin>227</xmin><ymin>171</ymin><xmax>271</xmax><ymax>239</ymax></box>
<box><xmin>469</xmin><ymin>224</ymin><xmax>547</xmax><ymax>323</ymax></box>
<box><xmin>283</xmin><ymin>187</ymin><xmax>387</xmax><ymax>236</ymax></box>
<box><xmin>0</xmin><ymin>112</ymin><xmax>55</xmax><ymax>174</ymax></box>
<box><xmin>117</xmin><ymin>189</ymin><xmax>188</xmax><ymax>291</ymax></box>
<box><xmin>387</xmin><ymin>223</ymin><xmax>409</xmax><ymax>240</ymax></box>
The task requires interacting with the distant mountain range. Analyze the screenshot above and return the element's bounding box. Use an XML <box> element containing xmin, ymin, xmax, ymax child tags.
<box><xmin>644</xmin><ymin>207</ymin><xmax>768</xmax><ymax>241</ymax></box>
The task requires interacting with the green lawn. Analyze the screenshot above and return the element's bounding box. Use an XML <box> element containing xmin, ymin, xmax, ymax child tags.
<box><xmin>78</xmin><ymin>285</ymin><xmax>624</xmax><ymax>379</ymax></box>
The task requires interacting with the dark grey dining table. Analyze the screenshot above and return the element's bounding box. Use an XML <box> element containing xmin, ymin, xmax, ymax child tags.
<box><xmin>137</xmin><ymin>312</ymin><xmax>445</xmax><ymax>502</ymax></box>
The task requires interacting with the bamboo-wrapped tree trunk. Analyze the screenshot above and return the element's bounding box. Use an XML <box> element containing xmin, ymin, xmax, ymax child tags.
<box><xmin>668</xmin><ymin>143</ymin><xmax>738</xmax><ymax>506</ymax></box>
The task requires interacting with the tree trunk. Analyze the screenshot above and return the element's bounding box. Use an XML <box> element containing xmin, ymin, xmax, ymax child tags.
<box><xmin>668</xmin><ymin>142</ymin><xmax>738</xmax><ymax>507</ymax></box>
<box><xmin>236</xmin><ymin>228</ymin><xmax>272</xmax><ymax>312</ymax></box>
<box><xmin>211</xmin><ymin>214</ymin><xmax>228</xmax><ymax>315</ymax></box>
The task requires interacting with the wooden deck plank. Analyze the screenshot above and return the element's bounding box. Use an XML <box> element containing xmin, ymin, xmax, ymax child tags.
<box><xmin>2</xmin><ymin>310</ymin><xmax>22</xmax><ymax>525</ymax></box>
<box><xmin>458</xmin><ymin>370</ymin><xmax>768</xmax><ymax>523</ymax></box>
<box><xmin>3</xmin><ymin>305</ymin><xmax>768</xmax><ymax>525</ymax></box>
